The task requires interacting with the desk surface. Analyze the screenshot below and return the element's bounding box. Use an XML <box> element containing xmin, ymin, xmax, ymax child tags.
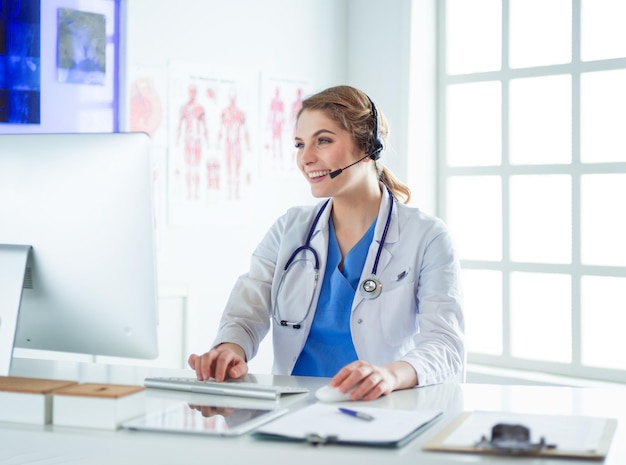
<box><xmin>3</xmin><ymin>358</ymin><xmax>625</xmax><ymax>465</ymax></box>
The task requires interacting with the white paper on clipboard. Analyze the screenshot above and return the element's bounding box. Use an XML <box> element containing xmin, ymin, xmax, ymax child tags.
<box><xmin>254</xmin><ymin>403</ymin><xmax>442</xmax><ymax>447</ymax></box>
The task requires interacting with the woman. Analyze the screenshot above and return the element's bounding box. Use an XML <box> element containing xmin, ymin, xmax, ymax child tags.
<box><xmin>188</xmin><ymin>85</ymin><xmax>464</xmax><ymax>401</ymax></box>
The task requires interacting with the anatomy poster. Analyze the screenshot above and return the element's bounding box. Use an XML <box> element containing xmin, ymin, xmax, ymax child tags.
<box><xmin>260</xmin><ymin>74</ymin><xmax>312</xmax><ymax>176</ymax></box>
<box><xmin>125</xmin><ymin>65</ymin><xmax>167</xmax><ymax>244</ymax></box>
<box><xmin>168</xmin><ymin>62</ymin><xmax>257</xmax><ymax>225</ymax></box>
<box><xmin>127</xmin><ymin>65</ymin><xmax>167</xmax><ymax>146</ymax></box>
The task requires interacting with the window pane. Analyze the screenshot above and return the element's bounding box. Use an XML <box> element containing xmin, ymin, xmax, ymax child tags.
<box><xmin>581</xmin><ymin>276</ymin><xmax>626</xmax><ymax>369</ymax></box>
<box><xmin>581</xmin><ymin>0</ymin><xmax>626</xmax><ymax>61</ymax></box>
<box><xmin>509</xmin><ymin>75</ymin><xmax>572</xmax><ymax>165</ymax></box>
<box><xmin>510</xmin><ymin>272</ymin><xmax>572</xmax><ymax>362</ymax></box>
<box><xmin>581</xmin><ymin>70</ymin><xmax>626</xmax><ymax>163</ymax></box>
<box><xmin>509</xmin><ymin>0</ymin><xmax>571</xmax><ymax>68</ymax></box>
<box><xmin>463</xmin><ymin>269</ymin><xmax>502</xmax><ymax>355</ymax></box>
<box><xmin>581</xmin><ymin>174</ymin><xmax>626</xmax><ymax>266</ymax></box>
<box><xmin>446</xmin><ymin>0</ymin><xmax>501</xmax><ymax>74</ymax></box>
<box><xmin>446</xmin><ymin>82</ymin><xmax>501</xmax><ymax>167</ymax></box>
<box><xmin>446</xmin><ymin>176</ymin><xmax>502</xmax><ymax>261</ymax></box>
<box><xmin>510</xmin><ymin>175</ymin><xmax>572</xmax><ymax>264</ymax></box>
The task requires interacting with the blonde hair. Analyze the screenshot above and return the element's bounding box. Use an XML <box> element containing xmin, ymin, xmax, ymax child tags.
<box><xmin>298</xmin><ymin>85</ymin><xmax>411</xmax><ymax>204</ymax></box>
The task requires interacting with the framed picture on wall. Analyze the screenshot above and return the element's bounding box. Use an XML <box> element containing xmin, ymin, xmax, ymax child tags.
<box><xmin>57</xmin><ymin>8</ymin><xmax>106</xmax><ymax>85</ymax></box>
<box><xmin>0</xmin><ymin>0</ymin><xmax>41</xmax><ymax>124</ymax></box>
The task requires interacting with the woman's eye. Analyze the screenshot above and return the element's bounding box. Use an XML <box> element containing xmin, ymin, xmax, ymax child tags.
<box><xmin>317</xmin><ymin>138</ymin><xmax>331</xmax><ymax>145</ymax></box>
<box><xmin>294</xmin><ymin>142</ymin><xmax>304</xmax><ymax>149</ymax></box>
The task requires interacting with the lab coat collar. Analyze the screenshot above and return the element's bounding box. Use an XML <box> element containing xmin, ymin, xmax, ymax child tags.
<box><xmin>307</xmin><ymin>187</ymin><xmax>399</xmax><ymax>245</ymax></box>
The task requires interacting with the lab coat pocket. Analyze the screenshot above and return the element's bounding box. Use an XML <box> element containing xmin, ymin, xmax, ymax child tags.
<box><xmin>377</xmin><ymin>281</ymin><xmax>417</xmax><ymax>346</ymax></box>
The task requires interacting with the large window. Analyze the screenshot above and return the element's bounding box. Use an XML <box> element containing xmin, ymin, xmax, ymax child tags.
<box><xmin>439</xmin><ymin>0</ymin><xmax>626</xmax><ymax>382</ymax></box>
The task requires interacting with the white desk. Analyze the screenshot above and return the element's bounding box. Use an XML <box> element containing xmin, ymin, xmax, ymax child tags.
<box><xmin>3</xmin><ymin>359</ymin><xmax>625</xmax><ymax>465</ymax></box>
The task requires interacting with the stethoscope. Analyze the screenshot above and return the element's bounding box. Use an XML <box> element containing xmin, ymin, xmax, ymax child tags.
<box><xmin>272</xmin><ymin>187</ymin><xmax>394</xmax><ymax>329</ymax></box>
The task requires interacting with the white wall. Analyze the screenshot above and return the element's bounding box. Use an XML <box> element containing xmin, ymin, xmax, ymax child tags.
<box><xmin>347</xmin><ymin>0</ymin><xmax>413</xmax><ymax>184</ymax></box>
<box><xmin>347</xmin><ymin>0</ymin><xmax>437</xmax><ymax>214</ymax></box>
<box><xmin>123</xmin><ymin>0</ymin><xmax>429</xmax><ymax>372</ymax></box>
<box><xmin>123</xmin><ymin>0</ymin><xmax>349</xmax><ymax>83</ymax></box>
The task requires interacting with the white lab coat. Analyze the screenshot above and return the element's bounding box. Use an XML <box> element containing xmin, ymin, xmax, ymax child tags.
<box><xmin>213</xmin><ymin>191</ymin><xmax>465</xmax><ymax>386</ymax></box>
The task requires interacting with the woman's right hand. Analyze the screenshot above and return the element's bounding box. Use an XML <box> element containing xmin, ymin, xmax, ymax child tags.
<box><xmin>187</xmin><ymin>343</ymin><xmax>248</xmax><ymax>382</ymax></box>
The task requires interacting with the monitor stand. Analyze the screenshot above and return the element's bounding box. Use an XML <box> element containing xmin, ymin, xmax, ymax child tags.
<box><xmin>0</xmin><ymin>244</ymin><xmax>31</xmax><ymax>376</ymax></box>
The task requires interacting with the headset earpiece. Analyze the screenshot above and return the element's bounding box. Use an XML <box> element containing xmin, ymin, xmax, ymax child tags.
<box><xmin>366</xmin><ymin>96</ymin><xmax>384</xmax><ymax>160</ymax></box>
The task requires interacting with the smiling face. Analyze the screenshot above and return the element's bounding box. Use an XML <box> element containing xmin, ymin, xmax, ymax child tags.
<box><xmin>295</xmin><ymin>109</ymin><xmax>369</xmax><ymax>198</ymax></box>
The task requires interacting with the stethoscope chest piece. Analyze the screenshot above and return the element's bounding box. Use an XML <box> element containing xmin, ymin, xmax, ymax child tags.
<box><xmin>359</xmin><ymin>277</ymin><xmax>382</xmax><ymax>300</ymax></box>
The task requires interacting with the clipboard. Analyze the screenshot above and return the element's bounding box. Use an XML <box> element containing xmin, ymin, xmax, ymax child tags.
<box><xmin>253</xmin><ymin>403</ymin><xmax>442</xmax><ymax>448</ymax></box>
<box><xmin>422</xmin><ymin>410</ymin><xmax>618</xmax><ymax>460</ymax></box>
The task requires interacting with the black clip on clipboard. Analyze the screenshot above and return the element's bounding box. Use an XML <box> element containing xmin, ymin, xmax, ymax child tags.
<box><xmin>475</xmin><ymin>423</ymin><xmax>557</xmax><ymax>455</ymax></box>
<box><xmin>305</xmin><ymin>433</ymin><xmax>339</xmax><ymax>446</ymax></box>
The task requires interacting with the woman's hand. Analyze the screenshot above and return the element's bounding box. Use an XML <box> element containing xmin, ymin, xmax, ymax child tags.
<box><xmin>187</xmin><ymin>343</ymin><xmax>248</xmax><ymax>382</ymax></box>
<box><xmin>329</xmin><ymin>360</ymin><xmax>418</xmax><ymax>401</ymax></box>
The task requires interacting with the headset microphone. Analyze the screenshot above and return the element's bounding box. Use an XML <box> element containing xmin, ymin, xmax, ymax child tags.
<box><xmin>328</xmin><ymin>154</ymin><xmax>370</xmax><ymax>179</ymax></box>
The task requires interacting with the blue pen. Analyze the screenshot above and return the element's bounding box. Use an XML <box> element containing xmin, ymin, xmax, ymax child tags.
<box><xmin>338</xmin><ymin>407</ymin><xmax>375</xmax><ymax>422</ymax></box>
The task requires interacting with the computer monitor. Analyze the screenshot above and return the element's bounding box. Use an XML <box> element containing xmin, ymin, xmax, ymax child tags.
<box><xmin>0</xmin><ymin>132</ymin><xmax>159</xmax><ymax>375</ymax></box>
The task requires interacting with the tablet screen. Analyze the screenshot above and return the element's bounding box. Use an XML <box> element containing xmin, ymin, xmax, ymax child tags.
<box><xmin>123</xmin><ymin>402</ymin><xmax>287</xmax><ymax>436</ymax></box>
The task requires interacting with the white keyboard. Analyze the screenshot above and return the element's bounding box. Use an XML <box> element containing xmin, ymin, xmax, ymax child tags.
<box><xmin>144</xmin><ymin>376</ymin><xmax>309</xmax><ymax>401</ymax></box>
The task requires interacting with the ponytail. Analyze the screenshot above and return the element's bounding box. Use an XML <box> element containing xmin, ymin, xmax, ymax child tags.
<box><xmin>379</xmin><ymin>165</ymin><xmax>411</xmax><ymax>204</ymax></box>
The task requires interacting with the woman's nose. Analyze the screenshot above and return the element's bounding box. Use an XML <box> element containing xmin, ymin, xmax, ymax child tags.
<box><xmin>300</xmin><ymin>144</ymin><xmax>316</xmax><ymax>164</ymax></box>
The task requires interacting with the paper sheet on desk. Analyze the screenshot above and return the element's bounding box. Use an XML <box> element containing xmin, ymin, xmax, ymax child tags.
<box><xmin>255</xmin><ymin>403</ymin><xmax>442</xmax><ymax>447</ymax></box>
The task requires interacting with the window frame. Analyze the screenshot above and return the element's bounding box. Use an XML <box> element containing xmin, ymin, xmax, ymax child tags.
<box><xmin>437</xmin><ymin>0</ymin><xmax>626</xmax><ymax>383</ymax></box>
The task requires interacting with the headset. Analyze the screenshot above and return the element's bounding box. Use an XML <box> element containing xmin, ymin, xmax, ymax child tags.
<box><xmin>366</xmin><ymin>95</ymin><xmax>384</xmax><ymax>160</ymax></box>
<box><xmin>328</xmin><ymin>94</ymin><xmax>385</xmax><ymax>180</ymax></box>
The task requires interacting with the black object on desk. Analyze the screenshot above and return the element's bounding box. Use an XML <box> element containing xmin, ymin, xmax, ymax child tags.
<box><xmin>475</xmin><ymin>423</ymin><xmax>557</xmax><ymax>454</ymax></box>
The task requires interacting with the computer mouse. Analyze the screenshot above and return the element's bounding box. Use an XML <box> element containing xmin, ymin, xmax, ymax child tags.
<box><xmin>315</xmin><ymin>384</ymin><xmax>354</xmax><ymax>402</ymax></box>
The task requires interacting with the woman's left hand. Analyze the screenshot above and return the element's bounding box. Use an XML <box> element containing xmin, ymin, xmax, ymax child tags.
<box><xmin>329</xmin><ymin>360</ymin><xmax>418</xmax><ymax>401</ymax></box>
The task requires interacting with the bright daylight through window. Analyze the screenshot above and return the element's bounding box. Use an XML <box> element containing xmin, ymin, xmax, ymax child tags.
<box><xmin>439</xmin><ymin>0</ymin><xmax>626</xmax><ymax>382</ymax></box>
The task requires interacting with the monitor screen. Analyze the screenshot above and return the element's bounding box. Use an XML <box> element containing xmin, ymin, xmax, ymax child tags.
<box><xmin>0</xmin><ymin>133</ymin><xmax>159</xmax><ymax>375</ymax></box>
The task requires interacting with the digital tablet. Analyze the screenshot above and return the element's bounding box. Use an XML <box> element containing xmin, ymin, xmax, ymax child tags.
<box><xmin>123</xmin><ymin>402</ymin><xmax>288</xmax><ymax>437</ymax></box>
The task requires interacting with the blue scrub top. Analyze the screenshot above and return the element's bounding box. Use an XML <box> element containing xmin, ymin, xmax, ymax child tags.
<box><xmin>291</xmin><ymin>218</ymin><xmax>376</xmax><ymax>377</ymax></box>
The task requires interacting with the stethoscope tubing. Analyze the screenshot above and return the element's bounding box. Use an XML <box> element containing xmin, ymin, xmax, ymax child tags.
<box><xmin>273</xmin><ymin>187</ymin><xmax>394</xmax><ymax>328</ymax></box>
<box><xmin>371</xmin><ymin>188</ymin><xmax>394</xmax><ymax>276</ymax></box>
<box><xmin>282</xmin><ymin>198</ymin><xmax>330</xmax><ymax>272</ymax></box>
